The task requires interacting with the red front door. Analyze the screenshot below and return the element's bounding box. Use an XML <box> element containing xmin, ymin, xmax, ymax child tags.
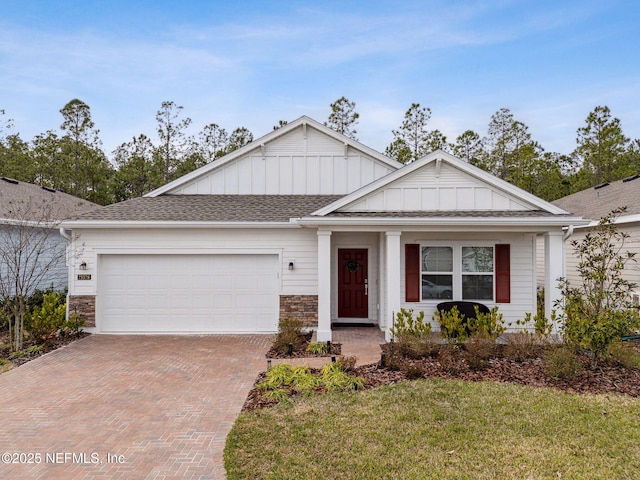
<box><xmin>338</xmin><ymin>249</ymin><xmax>368</xmax><ymax>318</ymax></box>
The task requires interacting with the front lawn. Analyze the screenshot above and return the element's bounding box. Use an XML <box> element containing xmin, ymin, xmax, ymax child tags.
<box><xmin>225</xmin><ymin>378</ymin><xmax>640</xmax><ymax>479</ymax></box>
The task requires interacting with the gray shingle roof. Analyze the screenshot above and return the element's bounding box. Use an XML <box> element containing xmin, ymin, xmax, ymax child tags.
<box><xmin>66</xmin><ymin>195</ymin><xmax>344</xmax><ymax>222</ymax></box>
<box><xmin>0</xmin><ymin>178</ymin><xmax>99</xmax><ymax>222</ymax></box>
<box><xmin>552</xmin><ymin>176</ymin><xmax>640</xmax><ymax>220</ymax></box>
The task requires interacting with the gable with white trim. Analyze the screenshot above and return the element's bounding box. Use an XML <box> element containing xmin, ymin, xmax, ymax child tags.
<box><xmin>167</xmin><ymin>122</ymin><xmax>398</xmax><ymax>196</ymax></box>
<box><xmin>340</xmin><ymin>160</ymin><xmax>534</xmax><ymax>212</ymax></box>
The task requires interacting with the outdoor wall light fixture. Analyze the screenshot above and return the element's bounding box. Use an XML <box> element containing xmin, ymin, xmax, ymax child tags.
<box><xmin>288</xmin><ymin>261</ymin><xmax>294</xmax><ymax>271</ymax></box>
<box><xmin>79</xmin><ymin>261</ymin><xmax>87</xmax><ymax>271</ymax></box>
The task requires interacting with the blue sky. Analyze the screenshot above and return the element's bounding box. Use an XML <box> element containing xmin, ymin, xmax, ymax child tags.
<box><xmin>1</xmin><ymin>0</ymin><xmax>638</xmax><ymax>158</ymax></box>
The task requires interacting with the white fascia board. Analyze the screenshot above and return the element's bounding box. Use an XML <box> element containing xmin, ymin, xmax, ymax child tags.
<box><xmin>59</xmin><ymin>221</ymin><xmax>301</xmax><ymax>229</ymax></box>
<box><xmin>312</xmin><ymin>150</ymin><xmax>569</xmax><ymax>216</ymax></box>
<box><xmin>297</xmin><ymin>215</ymin><xmax>589</xmax><ymax>229</ymax></box>
<box><xmin>572</xmin><ymin>213</ymin><xmax>640</xmax><ymax>230</ymax></box>
<box><xmin>146</xmin><ymin>116</ymin><xmax>401</xmax><ymax>197</ymax></box>
<box><xmin>0</xmin><ymin>217</ymin><xmax>59</xmax><ymax>229</ymax></box>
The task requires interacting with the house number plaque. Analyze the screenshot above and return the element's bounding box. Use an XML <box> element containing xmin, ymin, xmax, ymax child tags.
<box><xmin>77</xmin><ymin>274</ymin><xmax>92</xmax><ymax>281</ymax></box>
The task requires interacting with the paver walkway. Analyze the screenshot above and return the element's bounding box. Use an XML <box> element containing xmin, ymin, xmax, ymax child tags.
<box><xmin>0</xmin><ymin>327</ymin><xmax>384</xmax><ymax>479</ymax></box>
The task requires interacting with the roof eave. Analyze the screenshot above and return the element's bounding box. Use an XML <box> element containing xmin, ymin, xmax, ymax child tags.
<box><xmin>298</xmin><ymin>215</ymin><xmax>588</xmax><ymax>228</ymax></box>
<box><xmin>60</xmin><ymin>220</ymin><xmax>301</xmax><ymax>229</ymax></box>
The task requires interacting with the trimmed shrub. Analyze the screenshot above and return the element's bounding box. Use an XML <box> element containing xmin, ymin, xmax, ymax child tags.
<box><xmin>608</xmin><ymin>341</ymin><xmax>640</xmax><ymax>369</ymax></box>
<box><xmin>390</xmin><ymin>308</ymin><xmax>431</xmax><ymax>339</ymax></box>
<box><xmin>438</xmin><ymin>344</ymin><xmax>467</xmax><ymax>374</ymax></box>
<box><xmin>463</xmin><ymin>334</ymin><xmax>496</xmax><ymax>371</ymax></box>
<box><xmin>467</xmin><ymin>306</ymin><xmax>506</xmax><ymax>340</ymax></box>
<box><xmin>544</xmin><ymin>346</ymin><xmax>582</xmax><ymax>381</ymax></box>
<box><xmin>273</xmin><ymin>317</ymin><xmax>307</xmax><ymax>354</ymax></box>
<box><xmin>391</xmin><ymin>308</ymin><xmax>438</xmax><ymax>359</ymax></box>
<box><xmin>504</xmin><ymin>331</ymin><xmax>543</xmax><ymax>361</ymax></box>
<box><xmin>434</xmin><ymin>306</ymin><xmax>468</xmax><ymax>344</ymax></box>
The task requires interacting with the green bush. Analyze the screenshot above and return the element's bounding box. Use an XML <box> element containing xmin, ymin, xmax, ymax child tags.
<box><xmin>467</xmin><ymin>306</ymin><xmax>506</xmax><ymax>340</ymax></box>
<box><xmin>434</xmin><ymin>306</ymin><xmax>468</xmax><ymax>344</ymax></box>
<box><xmin>544</xmin><ymin>346</ymin><xmax>582</xmax><ymax>381</ymax></box>
<box><xmin>390</xmin><ymin>308</ymin><xmax>431</xmax><ymax>339</ymax></box>
<box><xmin>558</xmin><ymin>208</ymin><xmax>640</xmax><ymax>367</ymax></box>
<box><xmin>62</xmin><ymin>314</ymin><xmax>84</xmax><ymax>337</ymax></box>
<box><xmin>306</xmin><ymin>342</ymin><xmax>338</xmax><ymax>355</ymax></box>
<box><xmin>391</xmin><ymin>308</ymin><xmax>438</xmax><ymax>358</ymax></box>
<box><xmin>24</xmin><ymin>292</ymin><xmax>67</xmax><ymax>345</ymax></box>
<box><xmin>321</xmin><ymin>362</ymin><xmax>365</xmax><ymax>392</ymax></box>
<box><xmin>258</xmin><ymin>361</ymin><xmax>364</xmax><ymax>398</ymax></box>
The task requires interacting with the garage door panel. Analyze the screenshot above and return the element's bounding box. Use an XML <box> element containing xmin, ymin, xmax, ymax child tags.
<box><xmin>148</xmin><ymin>275</ymin><xmax>170</xmax><ymax>289</ymax></box>
<box><xmin>99</xmin><ymin>254</ymin><xmax>279</xmax><ymax>333</ymax></box>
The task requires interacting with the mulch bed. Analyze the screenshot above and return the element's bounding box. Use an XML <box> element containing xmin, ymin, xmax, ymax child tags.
<box><xmin>0</xmin><ymin>333</ymin><xmax>90</xmax><ymax>368</ymax></box>
<box><xmin>265</xmin><ymin>332</ymin><xmax>342</xmax><ymax>358</ymax></box>
<box><xmin>243</xmin><ymin>341</ymin><xmax>640</xmax><ymax>412</ymax></box>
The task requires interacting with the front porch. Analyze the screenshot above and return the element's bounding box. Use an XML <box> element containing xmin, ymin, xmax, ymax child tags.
<box><xmin>314</xmin><ymin>228</ymin><xmax>567</xmax><ymax>343</ymax></box>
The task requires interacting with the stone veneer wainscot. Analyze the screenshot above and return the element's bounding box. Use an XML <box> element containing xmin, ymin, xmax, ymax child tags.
<box><xmin>279</xmin><ymin>295</ymin><xmax>318</xmax><ymax>327</ymax></box>
<box><xmin>68</xmin><ymin>295</ymin><xmax>96</xmax><ymax>327</ymax></box>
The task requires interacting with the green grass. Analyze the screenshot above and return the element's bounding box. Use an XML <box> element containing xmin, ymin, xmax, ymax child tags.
<box><xmin>225</xmin><ymin>379</ymin><xmax>640</xmax><ymax>479</ymax></box>
<box><xmin>0</xmin><ymin>358</ymin><xmax>11</xmax><ymax>373</ymax></box>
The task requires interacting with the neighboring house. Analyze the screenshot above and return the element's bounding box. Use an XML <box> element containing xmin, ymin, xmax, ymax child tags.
<box><xmin>0</xmin><ymin>178</ymin><xmax>97</xmax><ymax>295</ymax></box>
<box><xmin>61</xmin><ymin>116</ymin><xmax>586</xmax><ymax>341</ymax></box>
<box><xmin>550</xmin><ymin>176</ymin><xmax>640</xmax><ymax>298</ymax></box>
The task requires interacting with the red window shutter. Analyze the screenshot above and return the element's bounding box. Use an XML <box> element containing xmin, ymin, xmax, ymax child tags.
<box><xmin>495</xmin><ymin>244</ymin><xmax>510</xmax><ymax>303</ymax></box>
<box><xmin>405</xmin><ymin>244</ymin><xmax>420</xmax><ymax>302</ymax></box>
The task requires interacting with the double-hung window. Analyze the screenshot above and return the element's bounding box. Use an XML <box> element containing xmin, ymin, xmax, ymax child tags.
<box><xmin>421</xmin><ymin>246</ymin><xmax>453</xmax><ymax>300</ymax></box>
<box><xmin>421</xmin><ymin>244</ymin><xmax>495</xmax><ymax>301</ymax></box>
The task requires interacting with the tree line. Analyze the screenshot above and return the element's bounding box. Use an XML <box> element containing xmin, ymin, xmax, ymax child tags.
<box><xmin>326</xmin><ymin>97</ymin><xmax>640</xmax><ymax>202</ymax></box>
<box><xmin>0</xmin><ymin>100</ymin><xmax>255</xmax><ymax>205</ymax></box>
<box><xmin>0</xmin><ymin>97</ymin><xmax>638</xmax><ymax>205</ymax></box>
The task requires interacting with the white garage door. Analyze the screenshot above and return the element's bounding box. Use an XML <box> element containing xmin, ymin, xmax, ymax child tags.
<box><xmin>99</xmin><ymin>254</ymin><xmax>279</xmax><ymax>333</ymax></box>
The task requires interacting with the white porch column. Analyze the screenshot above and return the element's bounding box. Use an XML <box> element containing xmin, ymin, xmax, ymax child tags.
<box><xmin>317</xmin><ymin>230</ymin><xmax>332</xmax><ymax>342</ymax></box>
<box><xmin>385</xmin><ymin>231</ymin><xmax>402</xmax><ymax>341</ymax></box>
<box><xmin>544</xmin><ymin>230</ymin><xmax>564</xmax><ymax>320</ymax></box>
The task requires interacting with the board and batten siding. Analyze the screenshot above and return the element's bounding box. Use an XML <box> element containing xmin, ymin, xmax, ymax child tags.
<box><xmin>69</xmin><ymin>228</ymin><xmax>319</xmax><ymax>297</ymax></box>
<box><xmin>342</xmin><ymin>162</ymin><xmax>533</xmax><ymax>212</ymax></box>
<box><xmin>169</xmin><ymin>125</ymin><xmax>395</xmax><ymax>195</ymax></box>
<box><xmin>399</xmin><ymin>232</ymin><xmax>537</xmax><ymax>330</ymax></box>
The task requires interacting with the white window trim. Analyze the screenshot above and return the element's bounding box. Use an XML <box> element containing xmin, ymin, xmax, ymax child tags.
<box><xmin>421</xmin><ymin>242</ymin><xmax>495</xmax><ymax>302</ymax></box>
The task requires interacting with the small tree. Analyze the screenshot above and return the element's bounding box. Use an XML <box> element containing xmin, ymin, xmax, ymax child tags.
<box><xmin>557</xmin><ymin>207</ymin><xmax>640</xmax><ymax>366</ymax></box>
<box><xmin>0</xmin><ymin>197</ymin><xmax>66</xmax><ymax>351</ymax></box>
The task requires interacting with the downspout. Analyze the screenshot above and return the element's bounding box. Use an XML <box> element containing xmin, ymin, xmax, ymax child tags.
<box><xmin>561</xmin><ymin>225</ymin><xmax>574</xmax><ymax>281</ymax></box>
<box><xmin>59</xmin><ymin>227</ymin><xmax>72</xmax><ymax>322</ymax></box>
<box><xmin>59</xmin><ymin>226</ymin><xmax>72</xmax><ymax>241</ymax></box>
<box><xmin>562</xmin><ymin>225</ymin><xmax>574</xmax><ymax>242</ymax></box>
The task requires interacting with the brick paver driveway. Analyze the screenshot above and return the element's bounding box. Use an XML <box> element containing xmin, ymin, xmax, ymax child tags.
<box><xmin>0</xmin><ymin>334</ymin><xmax>272</xmax><ymax>479</ymax></box>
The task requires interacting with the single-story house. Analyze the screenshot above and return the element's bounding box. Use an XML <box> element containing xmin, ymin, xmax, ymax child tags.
<box><xmin>61</xmin><ymin>116</ymin><xmax>587</xmax><ymax>341</ymax></box>
<box><xmin>0</xmin><ymin>178</ymin><xmax>97</xmax><ymax>296</ymax></box>
<box><xmin>550</xmin><ymin>176</ymin><xmax>640</xmax><ymax>301</ymax></box>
